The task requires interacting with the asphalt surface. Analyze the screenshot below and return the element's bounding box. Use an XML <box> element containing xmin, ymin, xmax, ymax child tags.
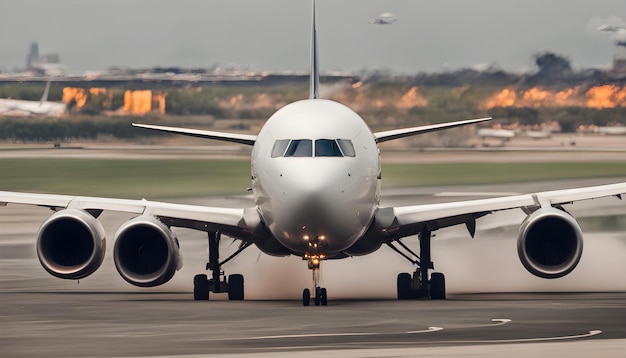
<box><xmin>1</xmin><ymin>171</ymin><xmax>626</xmax><ymax>356</ymax></box>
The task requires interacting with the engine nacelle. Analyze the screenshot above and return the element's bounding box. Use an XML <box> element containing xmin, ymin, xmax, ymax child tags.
<box><xmin>36</xmin><ymin>209</ymin><xmax>106</xmax><ymax>280</ymax></box>
<box><xmin>517</xmin><ymin>207</ymin><xmax>583</xmax><ymax>279</ymax></box>
<box><xmin>113</xmin><ymin>216</ymin><xmax>182</xmax><ymax>287</ymax></box>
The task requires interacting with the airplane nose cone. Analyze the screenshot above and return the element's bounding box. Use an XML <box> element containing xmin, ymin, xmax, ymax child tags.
<box><xmin>281</xmin><ymin>160</ymin><xmax>349</xmax><ymax>199</ymax></box>
<box><xmin>259</xmin><ymin>157</ymin><xmax>378</xmax><ymax>254</ymax></box>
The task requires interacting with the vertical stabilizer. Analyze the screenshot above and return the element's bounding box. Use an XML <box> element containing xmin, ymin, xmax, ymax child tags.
<box><xmin>309</xmin><ymin>0</ymin><xmax>320</xmax><ymax>99</ymax></box>
<box><xmin>40</xmin><ymin>81</ymin><xmax>51</xmax><ymax>105</ymax></box>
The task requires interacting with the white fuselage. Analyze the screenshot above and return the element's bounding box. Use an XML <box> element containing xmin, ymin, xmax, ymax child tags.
<box><xmin>251</xmin><ymin>99</ymin><xmax>381</xmax><ymax>257</ymax></box>
<box><xmin>0</xmin><ymin>98</ymin><xmax>66</xmax><ymax>116</ymax></box>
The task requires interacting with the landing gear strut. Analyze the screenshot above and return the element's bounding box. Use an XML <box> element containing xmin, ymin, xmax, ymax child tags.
<box><xmin>302</xmin><ymin>256</ymin><xmax>327</xmax><ymax>306</ymax></box>
<box><xmin>388</xmin><ymin>227</ymin><xmax>446</xmax><ymax>300</ymax></box>
<box><xmin>193</xmin><ymin>231</ymin><xmax>251</xmax><ymax>301</ymax></box>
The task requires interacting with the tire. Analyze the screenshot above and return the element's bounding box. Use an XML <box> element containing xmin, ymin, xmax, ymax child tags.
<box><xmin>314</xmin><ymin>287</ymin><xmax>321</xmax><ymax>306</ymax></box>
<box><xmin>227</xmin><ymin>274</ymin><xmax>244</xmax><ymax>301</ymax></box>
<box><xmin>430</xmin><ymin>272</ymin><xmax>446</xmax><ymax>300</ymax></box>
<box><xmin>397</xmin><ymin>273</ymin><xmax>412</xmax><ymax>300</ymax></box>
<box><xmin>320</xmin><ymin>288</ymin><xmax>328</xmax><ymax>306</ymax></box>
<box><xmin>193</xmin><ymin>274</ymin><xmax>209</xmax><ymax>301</ymax></box>
<box><xmin>302</xmin><ymin>288</ymin><xmax>311</xmax><ymax>306</ymax></box>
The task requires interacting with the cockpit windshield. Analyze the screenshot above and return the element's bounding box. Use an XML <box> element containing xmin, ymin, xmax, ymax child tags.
<box><xmin>285</xmin><ymin>139</ymin><xmax>313</xmax><ymax>157</ymax></box>
<box><xmin>272</xmin><ymin>139</ymin><xmax>356</xmax><ymax>158</ymax></box>
<box><xmin>315</xmin><ymin>139</ymin><xmax>343</xmax><ymax>157</ymax></box>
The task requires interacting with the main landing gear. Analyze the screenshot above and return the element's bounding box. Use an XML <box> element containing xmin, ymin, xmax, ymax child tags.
<box><xmin>302</xmin><ymin>256</ymin><xmax>328</xmax><ymax>306</ymax></box>
<box><xmin>388</xmin><ymin>227</ymin><xmax>446</xmax><ymax>300</ymax></box>
<box><xmin>193</xmin><ymin>231</ymin><xmax>252</xmax><ymax>301</ymax></box>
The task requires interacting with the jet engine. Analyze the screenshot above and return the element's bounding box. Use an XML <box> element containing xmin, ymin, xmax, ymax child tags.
<box><xmin>517</xmin><ymin>207</ymin><xmax>583</xmax><ymax>279</ymax></box>
<box><xmin>36</xmin><ymin>209</ymin><xmax>106</xmax><ymax>280</ymax></box>
<box><xmin>113</xmin><ymin>216</ymin><xmax>182</xmax><ymax>287</ymax></box>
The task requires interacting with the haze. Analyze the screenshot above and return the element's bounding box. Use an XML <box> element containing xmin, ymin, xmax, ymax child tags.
<box><xmin>0</xmin><ymin>0</ymin><xmax>624</xmax><ymax>74</ymax></box>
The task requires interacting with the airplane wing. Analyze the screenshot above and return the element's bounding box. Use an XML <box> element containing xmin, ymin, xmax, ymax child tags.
<box><xmin>374</xmin><ymin>117</ymin><xmax>491</xmax><ymax>143</ymax></box>
<box><xmin>378</xmin><ymin>182</ymin><xmax>626</xmax><ymax>240</ymax></box>
<box><xmin>132</xmin><ymin>123</ymin><xmax>257</xmax><ymax>146</ymax></box>
<box><xmin>0</xmin><ymin>191</ymin><xmax>259</xmax><ymax>239</ymax></box>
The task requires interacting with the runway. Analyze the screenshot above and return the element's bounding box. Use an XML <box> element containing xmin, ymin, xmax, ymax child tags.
<box><xmin>2</xmin><ymin>178</ymin><xmax>626</xmax><ymax>357</ymax></box>
<box><xmin>2</xmin><ymin>291</ymin><xmax>626</xmax><ymax>357</ymax></box>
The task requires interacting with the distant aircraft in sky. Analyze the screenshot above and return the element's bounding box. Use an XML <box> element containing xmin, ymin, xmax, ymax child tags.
<box><xmin>0</xmin><ymin>81</ymin><xmax>66</xmax><ymax>116</ymax></box>
<box><xmin>597</xmin><ymin>24</ymin><xmax>626</xmax><ymax>33</ymax></box>
<box><xmin>1</xmin><ymin>0</ymin><xmax>625</xmax><ymax>306</ymax></box>
<box><xmin>369</xmin><ymin>12</ymin><xmax>396</xmax><ymax>25</ymax></box>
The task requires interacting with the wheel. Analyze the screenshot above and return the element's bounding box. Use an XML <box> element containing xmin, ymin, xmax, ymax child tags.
<box><xmin>320</xmin><ymin>287</ymin><xmax>328</xmax><ymax>306</ymax></box>
<box><xmin>227</xmin><ymin>274</ymin><xmax>244</xmax><ymax>300</ymax></box>
<box><xmin>397</xmin><ymin>273</ymin><xmax>412</xmax><ymax>300</ymax></box>
<box><xmin>430</xmin><ymin>272</ymin><xmax>446</xmax><ymax>300</ymax></box>
<box><xmin>302</xmin><ymin>288</ymin><xmax>311</xmax><ymax>306</ymax></box>
<box><xmin>314</xmin><ymin>287</ymin><xmax>321</xmax><ymax>306</ymax></box>
<box><xmin>193</xmin><ymin>274</ymin><xmax>209</xmax><ymax>300</ymax></box>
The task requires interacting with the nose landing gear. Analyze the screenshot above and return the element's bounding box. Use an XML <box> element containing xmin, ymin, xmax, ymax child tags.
<box><xmin>302</xmin><ymin>255</ymin><xmax>327</xmax><ymax>306</ymax></box>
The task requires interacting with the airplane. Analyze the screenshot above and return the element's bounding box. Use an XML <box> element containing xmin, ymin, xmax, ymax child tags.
<box><xmin>369</xmin><ymin>12</ymin><xmax>397</xmax><ymax>25</ymax></box>
<box><xmin>0</xmin><ymin>81</ymin><xmax>66</xmax><ymax>116</ymax></box>
<box><xmin>598</xmin><ymin>24</ymin><xmax>626</xmax><ymax>33</ymax></box>
<box><xmin>476</xmin><ymin>128</ymin><xmax>515</xmax><ymax>140</ymax></box>
<box><xmin>525</xmin><ymin>130</ymin><xmax>552</xmax><ymax>139</ymax></box>
<box><xmin>1</xmin><ymin>1</ymin><xmax>625</xmax><ymax>306</ymax></box>
<box><xmin>594</xmin><ymin>126</ymin><xmax>626</xmax><ymax>135</ymax></box>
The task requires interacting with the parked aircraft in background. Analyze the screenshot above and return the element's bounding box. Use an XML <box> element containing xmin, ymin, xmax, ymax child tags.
<box><xmin>595</xmin><ymin>126</ymin><xmax>626</xmax><ymax>135</ymax></box>
<box><xmin>369</xmin><ymin>12</ymin><xmax>396</xmax><ymax>25</ymax></box>
<box><xmin>476</xmin><ymin>128</ymin><xmax>515</xmax><ymax>140</ymax></box>
<box><xmin>1</xmin><ymin>0</ymin><xmax>625</xmax><ymax>306</ymax></box>
<box><xmin>0</xmin><ymin>81</ymin><xmax>66</xmax><ymax>116</ymax></box>
<box><xmin>525</xmin><ymin>130</ymin><xmax>552</xmax><ymax>139</ymax></box>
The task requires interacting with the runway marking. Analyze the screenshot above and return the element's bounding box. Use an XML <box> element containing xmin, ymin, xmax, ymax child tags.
<box><xmin>231</xmin><ymin>325</ymin><xmax>443</xmax><ymax>341</ymax></box>
<box><xmin>491</xmin><ymin>318</ymin><xmax>512</xmax><ymax>326</ymax></box>
<box><xmin>406</xmin><ymin>326</ymin><xmax>443</xmax><ymax>334</ymax></box>
<box><xmin>236</xmin><ymin>332</ymin><xmax>378</xmax><ymax>340</ymax></box>
<box><xmin>456</xmin><ymin>329</ymin><xmax>602</xmax><ymax>344</ymax></box>
<box><xmin>214</xmin><ymin>318</ymin><xmax>511</xmax><ymax>341</ymax></box>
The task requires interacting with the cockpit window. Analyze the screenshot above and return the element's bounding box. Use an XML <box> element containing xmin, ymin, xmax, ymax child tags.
<box><xmin>271</xmin><ymin>139</ymin><xmax>290</xmax><ymax>158</ymax></box>
<box><xmin>284</xmin><ymin>139</ymin><xmax>313</xmax><ymax>157</ymax></box>
<box><xmin>315</xmin><ymin>139</ymin><xmax>343</xmax><ymax>157</ymax></box>
<box><xmin>337</xmin><ymin>139</ymin><xmax>356</xmax><ymax>157</ymax></box>
<box><xmin>273</xmin><ymin>139</ymin><xmax>356</xmax><ymax>158</ymax></box>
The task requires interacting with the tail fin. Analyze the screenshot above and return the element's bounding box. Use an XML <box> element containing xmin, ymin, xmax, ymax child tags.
<box><xmin>39</xmin><ymin>81</ymin><xmax>51</xmax><ymax>105</ymax></box>
<box><xmin>309</xmin><ymin>0</ymin><xmax>320</xmax><ymax>99</ymax></box>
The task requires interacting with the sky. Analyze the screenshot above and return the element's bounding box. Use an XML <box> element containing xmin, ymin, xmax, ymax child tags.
<box><xmin>0</xmin><ymin>0</ymin><xmax>625</xmax><ymax>74</ymax></box>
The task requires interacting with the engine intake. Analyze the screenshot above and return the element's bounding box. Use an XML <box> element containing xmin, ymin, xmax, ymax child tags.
<box><xmin>517</xmin><ymin>207</ymin><xmax>583</xmax><ymax>279</ymax></box>
<box><xmin>113</xmin><ymin>216</ymin><xmax>182</xmax><ymax>287</ymax></box>
<box><xmin>37</xmin><ymin>209</ymin><xmax>106</xmax><ymax>280</ymax></box>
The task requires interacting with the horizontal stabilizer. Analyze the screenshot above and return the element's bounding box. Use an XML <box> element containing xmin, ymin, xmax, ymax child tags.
<box><xmin>132</xmin><ymin>123</ymin><xmax>256</xmax><ymax>146</ymax></box>
<box><xmin>374</xmin><ymin>117</ymin><xmax>491</xmax><ymax>143</ymax></box>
